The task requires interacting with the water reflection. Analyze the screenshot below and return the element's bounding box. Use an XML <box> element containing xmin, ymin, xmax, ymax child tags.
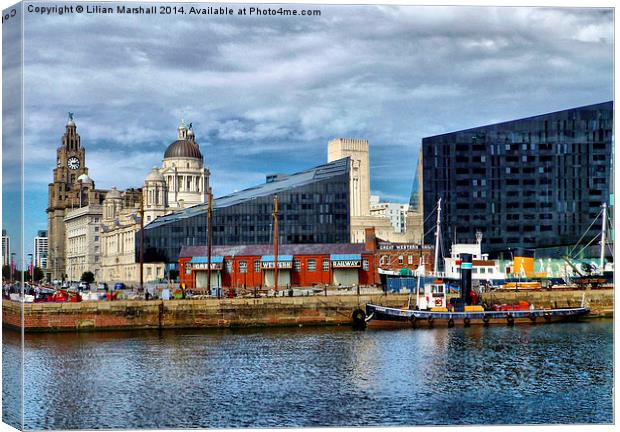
<box><xmin>1</xmin><ymin>321</ymin><xmax>613</xmax><ymax>429</ymax></box>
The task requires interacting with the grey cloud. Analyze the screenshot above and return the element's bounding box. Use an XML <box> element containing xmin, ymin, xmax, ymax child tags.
<box><xmin>19</xmin><ymin>4</ymin><xmax>613</xmax><ymax>203</ymax></box>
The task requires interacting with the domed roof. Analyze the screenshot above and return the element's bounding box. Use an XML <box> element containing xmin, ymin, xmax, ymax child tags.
<box><xmin>164</xmin><ymin>139</ymin><xmax>203</xmax><ymax>160</ymax></box>
<box><xmin>145</xmin><ymin>167</ymin><xmax>165</xmax><ymax>182</ymax></box>
<box><xmin>77</xmin><ymin>173</ymin><xmax>92</xmax><ymax>183</ymax></box>
<box><xmin>106</xmin><ymin>187</ymin><xmax>121</xmax><ymax>199</ymax></box>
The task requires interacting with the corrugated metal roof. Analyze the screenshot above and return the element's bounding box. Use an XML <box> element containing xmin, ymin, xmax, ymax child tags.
<box><xmin>145</xmin><ymin>157</ymin><xmax>350</xmax><ymax>230</ymax></box>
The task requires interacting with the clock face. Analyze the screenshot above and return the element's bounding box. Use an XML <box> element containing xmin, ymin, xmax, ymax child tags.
<box><xmin>67</xmin><ymin>156</ymin><xmax>80</xmax><ymax>170</ymax></box>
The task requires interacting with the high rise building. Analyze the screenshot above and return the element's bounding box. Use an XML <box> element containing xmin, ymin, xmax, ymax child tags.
<box><xmin>2</xmin><ymin>229</ymin><xmax>10</xmax><ymax>267</ymax></box>
<box><xmin>33</xmin><ymin>230</ymin><xmax>48</xmax><ymax>269</ymax></box>
<box><xmin>419</xmin><ymin>101</ymin><xmax>613</xmax><ymax>254</ymax></box>
<box><xmin>370</xmin><ymin>197</ymin><xmax>410</xmax><ymax>233</ymax></box>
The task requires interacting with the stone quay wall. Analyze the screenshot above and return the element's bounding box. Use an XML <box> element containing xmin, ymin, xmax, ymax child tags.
<box><xmin>2</xmin><ymin>289</ymin><xmax>612</xmax><ymax>333</ymax></box>
<box><xmin>2</xmin><ymin>294</ymin><xmax>409</xmax><ymax>332</ymax></box>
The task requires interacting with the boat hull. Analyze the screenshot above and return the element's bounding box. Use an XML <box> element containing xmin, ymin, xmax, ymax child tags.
<box><xmin>364</xmin><ymin>304</ymin><xmax>589</xmax><ymax>329</ymax></box>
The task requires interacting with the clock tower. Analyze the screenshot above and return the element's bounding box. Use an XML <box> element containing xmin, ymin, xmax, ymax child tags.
<box><xmin>46</xmin><ymin>113</ymin><xmax>91</xmax><ymax>281</ymax></box>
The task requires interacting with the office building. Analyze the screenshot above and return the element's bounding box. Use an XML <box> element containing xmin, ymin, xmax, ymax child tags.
<box><xmin>419</xmin><ymin>101</ymin><xmax>613</xmax><ymax>253</ymax></box>
<box><xmin>2</xmin><ymin>229</ymin><xmax>10</xmax><ymax>267</ymax></box>
<box><xmin>33</xmin><ymin>230</ymin><xmax>48</xmax><ymax>269</ymax></box>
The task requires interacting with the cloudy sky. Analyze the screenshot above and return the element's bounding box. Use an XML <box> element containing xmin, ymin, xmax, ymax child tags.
<box><xmin>2</xmin><ymin>2</ymin><xmax>614</xmax><ymax>258</ymax></box>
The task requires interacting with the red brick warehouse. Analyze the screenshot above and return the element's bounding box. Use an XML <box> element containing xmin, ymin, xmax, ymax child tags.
<box><xmin>179</xmin><ymin>243</ymin><xmax>377</xmax><ymax>290</ymax></box>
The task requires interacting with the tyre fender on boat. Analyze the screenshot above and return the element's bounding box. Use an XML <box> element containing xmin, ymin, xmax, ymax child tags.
<box><xmin>544</xmin><ymin>312</ymin><xmax>552</xmax><ymax>322</ymax></box>
<box><xmin>447</xmin><ymin>317</ymin><xmax>455</xmax><ymax>328</ymax></box>
<box><xmin>529</xmin><ymin>314</ymin><xmax>537</xmax><ymax>322</ymax></box>
<box><xmin>427</xmin><ymin>315</ymin><xmax>434</xmax><ymax>327</ymax></box>
<box><xmin>506</xmin><ymin>314</ymin><xmax>515</xmax><ymax>326</ymax></box>
<box><xmin>463</xmin><ymin>317</ymin><xmax>471</xmax><ymax>327</ymax></box>
<box><xmin>409</xmin><ymin>314</ymin><xmax>417</xmax><ymax>328</ymax></box>
<box><xmin>482</xmin><ymin>315</ymin><xmax>490</xmax><ymax>326</ymax></box>
<box><xmin>352</xmin><ymin>308</ymin><xmax>366</xmax><ymax>329</ymax></box>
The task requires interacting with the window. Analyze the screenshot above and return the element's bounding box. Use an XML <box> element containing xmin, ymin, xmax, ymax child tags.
<box><xmin>226</xmin><ymin>261</ymin><xmax>232</xmax><ymax>272</ymax></box>
<box><xmin>363</xmin><ymin>259</ymin><xmax>369</xmax><ymax>271</ymax></box>
<box><xmin>398</xmin><ymin>255</ymin><xmax>403</xmax><ymax>265</ymax></box>
<box><xmin>254</xmin><ymin>261</ymin><xmax>260</xmax><ymax>273</ymax></box>
<box><xmin>380</xmin><ymin>255</ymin><xmax>387</xmax><ymax>265</ymax></box>
<box><xmin>239</xmin><ymin>260</ymin><xmax>247</xmax><ymax>273</ymax></box>
<box><xmin>308</xmin><ymin>259</ymin><xmax>316</xmax><ymax>271</ymax></box>
<box><xmin>322</xmin><ymin>259</ymin><xmax>329</xmax><ymax>271</ymax></box>
<box><xmin>94</xmin><ymin>227</ymin><xmax>99</xmax><ymax>232</ymax></box>
<box><xmin>408</xmin><ymin>255</ymin><xmax>413</xmax><ymax>265</ymax></box>
<box><xmin>94</xmin><ymin>236</ymin><xmax>99</xmax><ymax>242</ymax></box>
<box><xmin>293</xmin><ymin>260</ymin><xmax>301</xmax><ymax>272</ymax></box>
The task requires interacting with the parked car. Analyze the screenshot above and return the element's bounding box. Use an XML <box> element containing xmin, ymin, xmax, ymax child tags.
<box><xmin>114</xmin><ymin>282</ymin><xmax>126</xmax><ymax>290</ymax></box>
<box><xmin>78</xmin><ymin>281</ymin><xmax>90</xmax><ymax>291</ymax></box>
<box><xmin>97</xmin><ymin>282</ymin><xmax>109</xmax><ymax>291</ymax></box>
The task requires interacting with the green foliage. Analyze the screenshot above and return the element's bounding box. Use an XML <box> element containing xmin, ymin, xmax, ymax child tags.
<box><xmin>33</xmin><ymin>267</ymin><xmax>45</xmax><ymax>282</ymax></box>
<box><xmin>81</xmin><ymin>271</ymin><xmax>95</xmax><ymax>283</ymax></box>
<box><xmin>2</xmin><ymin>265</ymin><xmax>10</xmax><ymax>281</ymax></box>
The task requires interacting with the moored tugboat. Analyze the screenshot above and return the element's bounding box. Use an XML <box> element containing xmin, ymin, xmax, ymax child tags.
<box><xmin>361</xmin><ymin>253</ymin><xmax>589</xmax><ymax>329</ymax></box>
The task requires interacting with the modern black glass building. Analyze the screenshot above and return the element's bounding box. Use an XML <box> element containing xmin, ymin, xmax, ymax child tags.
<box><xmin>142</xmin><ymin>157</ymin><xmax>351</xmax><ymax>264</ymax></box>
<box><xmin>419</xmin><ymin>101</ymin><xmax>613</xmax><ymax>254</ymax></box>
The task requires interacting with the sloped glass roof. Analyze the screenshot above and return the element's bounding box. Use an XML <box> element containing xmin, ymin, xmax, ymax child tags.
<box><xmin>145</xmin><ymin>157</ymin><xmax>350</xmax><ymax>230</ymax></box>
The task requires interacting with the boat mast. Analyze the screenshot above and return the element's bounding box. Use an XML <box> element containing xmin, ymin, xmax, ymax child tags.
<box><xmin>433</xmin><ymin>197</ymin><xmax>442</xmax><ymax>275</ymax></box>
<box><xmin>600</xmin><ymin>202</ymin><xmax>607</xmax><ymax>274</ymax></box>
<box><xmin>273</xmin><ymin>195</ymin><xmax>279</xmax><ymax>294</ymax></box>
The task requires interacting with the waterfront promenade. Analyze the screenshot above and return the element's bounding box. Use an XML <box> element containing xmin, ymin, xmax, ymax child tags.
<box><xmin>2</xmin><ymin>289</ymin><xmax>612</xmax><ymax>332</ymax></box>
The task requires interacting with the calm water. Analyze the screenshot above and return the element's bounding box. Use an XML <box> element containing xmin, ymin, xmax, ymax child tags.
<box><xmin>2</xmin><ymin>320</ymin><xmax>614</xmax><ymax>429</ymax></box>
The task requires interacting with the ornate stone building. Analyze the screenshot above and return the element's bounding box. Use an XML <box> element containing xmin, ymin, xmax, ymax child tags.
<box><xmin>161</xmin><ymin>120</ymin><xmax>210</xmax><ymax>209</ymax></box>
<box><xmin>100</xmin><ymin>120</ymin><xmax>210</xmax><ymax>286</ymax></box>
<box><xmin>46</xmin><ymin>114</ymin><xmax>107</xmax><ymax>282</ymax></box>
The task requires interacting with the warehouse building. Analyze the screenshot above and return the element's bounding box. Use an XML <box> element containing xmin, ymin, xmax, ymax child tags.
<box><xmin>179</xmin><ymin>243</ymin><xmax>376</xmax><ymax>290</ymax></box>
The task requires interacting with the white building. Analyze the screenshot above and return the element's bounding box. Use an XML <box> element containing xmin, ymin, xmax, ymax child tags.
<box><xmin>2</xmin><ymin>229</ymin><xmax>10</xmax><ymax>267</ymax></box>
<box><xmin>443</xmin><ymin>232</ymin><xmax>505</xmax><ymax>282</ymax></box>
<box><xmin>34</xmin><ymin>230</ymin><xmax>48</xmax><ymax>269</ymax></box>
<box><xmin>370</xmin><ymin>196</ymin><xmax>410</xmax><ymax>233</ymax></box>
<box><xmin>64</xmin><ymin>204</ymin><xmax>103</xmax><ymax>282</ymax></box>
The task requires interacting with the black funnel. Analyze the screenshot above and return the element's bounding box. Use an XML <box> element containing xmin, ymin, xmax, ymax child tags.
<box><xmin>460</xmin><ymin>253</ymin><xmax>472</xmax><ymax>305</ymax></box>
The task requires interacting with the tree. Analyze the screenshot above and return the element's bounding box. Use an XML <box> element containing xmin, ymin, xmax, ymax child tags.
<box><xmin>81</xmin><ymin>271</ymin><xmax>95</xmax><ymax>283</ymax></box>
<box><xmin>2</xmin><ymin>265</ymin><xmax>10</xmax><ymax>281</ymax></box>
<box><xmin>33</xmin><ymin>267</ymin><xmax>44</xmax><ymax>282</ymax></box>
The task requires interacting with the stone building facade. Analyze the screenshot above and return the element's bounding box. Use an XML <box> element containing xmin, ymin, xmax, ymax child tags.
<box><xmin>100</xmin><ymin>121</ymin><xmax>209</xmax><ymax>286</ymax></box>
<box><xmin>64</xmin><ymin>204</ymin><xmax>103</xmax><ymax>281</ymax></box>
<box><xmin>46</xmin><ymin>115</ymin><xmax>107</xmax><ymax>282</ymax></box>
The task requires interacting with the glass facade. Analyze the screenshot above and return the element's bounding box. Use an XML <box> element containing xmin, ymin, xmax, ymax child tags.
<box><xmin>420</xmin><ymin>101</ymin><xmax>613</xmax><ymax>253</ymax></box>
<box><xmin>142</xmin><ymin>158</ymin><xmax>351</xmax><ymax>264</ymax></box>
